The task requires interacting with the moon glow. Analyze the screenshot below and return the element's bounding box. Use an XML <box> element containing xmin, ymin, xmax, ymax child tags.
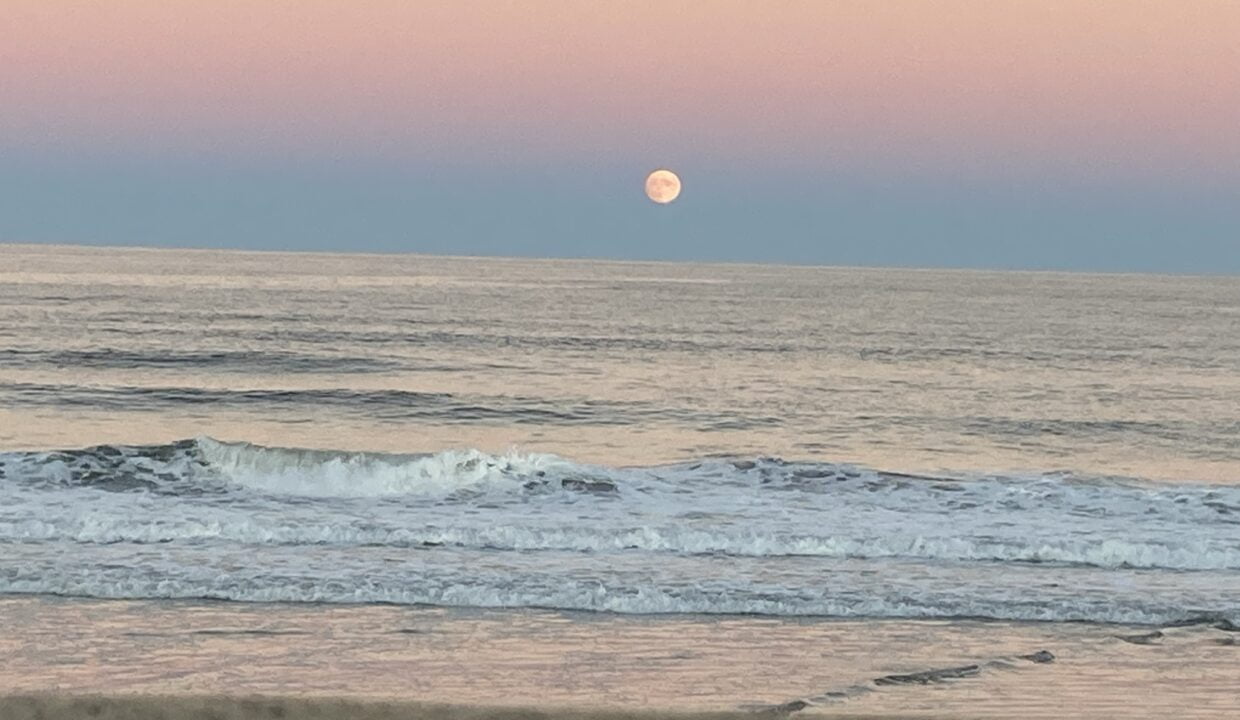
<box><xmin>645</xmin><ymin>169</ymin><xmax>682</xmax><ymax>204</ymax></box>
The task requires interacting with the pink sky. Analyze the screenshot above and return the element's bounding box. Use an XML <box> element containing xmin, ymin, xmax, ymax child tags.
<box><xmin>3</xmin><ymin>1</ymin><xmax>1238</xmax><ymax>180</ymax></box>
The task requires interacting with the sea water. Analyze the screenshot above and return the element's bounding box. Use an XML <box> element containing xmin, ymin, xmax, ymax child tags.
<box><xmin>1</xmin><ymin>244</ymin><xmax>1238</xmax><ymax>713</ymax></box>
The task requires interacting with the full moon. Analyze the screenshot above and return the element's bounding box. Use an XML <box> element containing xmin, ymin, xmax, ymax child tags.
<box><xmin>645</xmin><ymin>169</ymin><xmax>682</xmax><ymax>204</ymax></box>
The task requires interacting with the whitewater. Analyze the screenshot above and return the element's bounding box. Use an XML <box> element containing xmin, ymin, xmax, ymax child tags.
<box><xmin>2</xmin><ymin>436</ymin><xmax>1237</xmax><ymax>624</ymax></box>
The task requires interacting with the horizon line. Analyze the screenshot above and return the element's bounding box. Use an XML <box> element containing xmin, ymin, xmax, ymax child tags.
<box><xmin>1</xmin><ymin>240</ymin><xmax>1235</xmax><ymax>280</ymax></box>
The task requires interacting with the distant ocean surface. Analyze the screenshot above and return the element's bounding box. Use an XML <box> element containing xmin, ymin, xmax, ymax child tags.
<box><xmin>2</xmin><ymin>244</ymin><xmax>1238</xmax><ymax>626</ymax></box>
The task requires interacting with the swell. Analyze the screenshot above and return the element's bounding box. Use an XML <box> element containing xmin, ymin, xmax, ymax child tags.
<box><xmin>0</xmin><ymin>382</ymin><xmax>781</xmax><ymax>430</ymax></box>
<box><xmin>0</xmin><ymin>347</ymin><xmax>400</xmax><ymax>373</ymax></box>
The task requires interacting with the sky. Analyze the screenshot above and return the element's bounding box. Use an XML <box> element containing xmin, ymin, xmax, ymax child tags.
<box><xmin>1</xmin><ymin>1</ymin><xmax>1237</xmax><ymax>272</ymax></box>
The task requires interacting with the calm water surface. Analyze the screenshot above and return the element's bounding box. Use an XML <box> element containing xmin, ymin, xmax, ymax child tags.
<box><xmin>2</xmin><ymin>244</ymin><xmax>1237</xmax><ymax>478</ymax></box>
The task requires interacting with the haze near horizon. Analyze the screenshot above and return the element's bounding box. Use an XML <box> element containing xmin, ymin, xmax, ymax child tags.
<box><xmin>1</xmin><ymin>1</ymin><xmax>1237</xmax><ymax>273</ymax></box>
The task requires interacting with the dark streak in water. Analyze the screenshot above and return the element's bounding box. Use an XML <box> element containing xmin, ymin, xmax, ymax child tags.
<box><xmin>755</xmin><ymin>649</ymin><xmax>1056</xmax><ymax>713</ymax></box>
<box><xmin>123</xmin><ymin>629</ymin><xmax>309</xmax><ymax>637</ymax></box>
<box><xmin>0</xmin><ymin>381</ymin><xmax>781</xmax><ymax>430</ymax></box>
<box><xmin>1116</xmin><ymin>630</ymin><xmax>1163</xmax><ymax>645</ymax></box>
<box><xmin>873</xmin><ymin>664</ymin><xmax>981</xmax><ymax>685</ymax></box>
<box><xmin>0</xmin><ymin>348</ymin><xmax>400</xmax><ymax>373</ymax></box>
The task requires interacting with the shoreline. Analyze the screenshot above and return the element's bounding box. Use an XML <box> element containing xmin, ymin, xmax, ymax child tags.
<box><xmin>0</xmin><ymin>589</ymin><xmax>1230</xmax><ymax>630</ymax></box>
<box><xmin>4</xmin><ymin>596</ymin><xmax>1238</xmax><ymax>718</ymax></box>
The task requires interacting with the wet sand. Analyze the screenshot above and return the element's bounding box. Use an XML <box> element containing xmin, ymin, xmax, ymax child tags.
<box><xmin>0</xmin><ymin>695</ymin><xmax>802</xmax><ymax>720</ymax></box>
<box><xmin>2</xmin><ymin>596</ymin><xmax>1237</xmax><ymax>719</ymax></box>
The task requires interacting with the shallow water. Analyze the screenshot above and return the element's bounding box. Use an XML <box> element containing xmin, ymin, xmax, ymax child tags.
<box><xmin>3</xmin><ymin>436</ymin><xmax>1239</xmax><ymax>623</ymax></box>
<box><xmin>2</xmin><ymin>597</ymin><xmax>1237</xmax><ymax>718</ymax></box>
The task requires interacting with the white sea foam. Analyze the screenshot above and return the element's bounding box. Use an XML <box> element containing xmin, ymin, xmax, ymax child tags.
<box><xmin>4</xmin><ymin>438</ymin><xmax>1240</xmax><ymax>622</ymax></box>
<box><xmin>195</xmin><ymin>437</ymin><xmax>585</xmax><ymax>498</ymax></box>
<box><xmin>3</xmin><ymin>515</ymin><xmax>1239</xmax><ymax>572</ymax></box>
<box><xmin>0</xmin><ymin>569</ymin><xmax>1231</xmax><ymax>627</ymax></box>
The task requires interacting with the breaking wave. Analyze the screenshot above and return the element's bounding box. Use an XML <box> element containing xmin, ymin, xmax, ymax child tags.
<box><xmin>2</xmin><ymin>438</ymin><xmax>1239</xmax><ymax>623</ymax></box>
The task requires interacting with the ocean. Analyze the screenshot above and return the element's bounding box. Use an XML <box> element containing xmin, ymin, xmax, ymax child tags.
<box><xmin>1</xmin><ymin>243</ymin><xmax>1238</xmax><ymax>716</ymax></box>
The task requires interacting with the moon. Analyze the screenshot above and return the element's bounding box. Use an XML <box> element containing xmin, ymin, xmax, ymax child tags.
<box><xmin>645</xmin><ymin>169</ymin><xmax>682</xmax><ymax>204</ymax></box>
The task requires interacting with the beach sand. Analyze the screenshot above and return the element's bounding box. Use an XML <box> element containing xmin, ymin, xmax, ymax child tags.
<box><xmin>0</xmin><ymin>695</ymin><xmax>812</xmax><ymax>720</ymax></box>
<box><xmin>2</xmin><ymin>596</ymin><xmax>1237</xmax><ymax>719</ymax></box>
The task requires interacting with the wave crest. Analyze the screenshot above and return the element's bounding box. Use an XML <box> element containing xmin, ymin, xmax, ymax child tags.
<box><xmin>195</xmin><ymin>437</ymin><xmax>596</xmax><ymax>498</ymax></box>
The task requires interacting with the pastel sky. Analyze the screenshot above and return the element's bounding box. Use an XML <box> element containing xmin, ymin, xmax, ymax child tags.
<box><xmin>2</xmin><ymin>1</ymin><xmax>1238</xmax><ymax>271</ymax></box>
